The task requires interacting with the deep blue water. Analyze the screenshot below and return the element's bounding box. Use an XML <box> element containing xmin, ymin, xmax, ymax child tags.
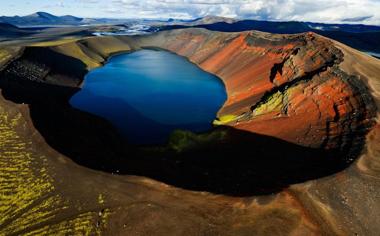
<box><xmin>70</xmin><ymin>49</ymin><xmax>227</xmax><ymax>144</ymax></box>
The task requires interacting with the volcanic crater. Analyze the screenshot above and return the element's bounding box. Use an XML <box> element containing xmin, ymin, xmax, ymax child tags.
<box><xmin>1</xmin><ymin>28</ymin><xmax>380</xmax><ymax>235</ymax></box>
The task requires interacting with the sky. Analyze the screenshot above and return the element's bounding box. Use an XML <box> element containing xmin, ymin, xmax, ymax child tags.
<box><xmin>1</xmin><ymin>0</ymin><xmax>380</xmax><ymax>25</ymax></box>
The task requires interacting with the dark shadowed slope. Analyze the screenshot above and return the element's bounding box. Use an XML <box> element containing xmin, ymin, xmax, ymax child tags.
<box><xmin>0</xmin><ymin>23</ymin><xmax>32</xmax><ymax>38</ymax></box>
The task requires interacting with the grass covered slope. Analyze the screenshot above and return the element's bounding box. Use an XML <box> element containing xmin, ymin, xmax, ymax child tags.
<box><xmin>0</xmin><ymin>28</ymin><xmax>379</xmax><ymax>235</ymax></box>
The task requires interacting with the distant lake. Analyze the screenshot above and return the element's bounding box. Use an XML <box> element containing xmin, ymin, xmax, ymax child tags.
<box><xmin>70</xmin><ymin>49</ymin><xmax>227</xmax><ymax>144</ymax></box>
<box><xmin>365</xmin><ymin>51</ymin><xmax>380</xmax><ymax>59</ymax></box>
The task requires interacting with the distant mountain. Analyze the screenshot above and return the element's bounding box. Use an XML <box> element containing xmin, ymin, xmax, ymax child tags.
<box><xmin>27</xmin><ymin>12</ymin><xmax>59</xmax><ymax>21</ymax></box>
<box><xmin>160</xmin><ymin>20</ymin><xmax>311</xmax><ymax>34</ymax></box>
<box><xmin>204</xmin><ymin>20</ymin><xmax>312</xmax><ymax>34</ymax></box>
<box><xmin>150</xmin><ymin>16</ymin><xmax>237</xmax><ymax>27</ymax></box>
<box><xmin>161</xmin><ymin>19</ymin><xmax>380</xmax><ymax>34</ymax></box>
<box><xmin>0</xmin><ymin>23</ymin><xmax>31</xmax><ymax>37</ymax></box>
<box><xmin>0</xmin><ymin>22</ymin><xmax>19</xmax><ymax>30</ymax></box>
<box><xmin>181</xmin><ymin>16</ymin><xmax>237</xmax><ymax>26</ymax></box>
<box><xmin>0</xmin><ymin>12</ymin><xmax>83</xmax><ymax>26</ymax></box>
<box><xmin>307</xmin><ymin>22</ymin><xmax>380</xmax><ymax>33</ymax></box>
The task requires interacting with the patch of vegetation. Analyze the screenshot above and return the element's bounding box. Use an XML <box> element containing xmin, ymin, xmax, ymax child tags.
<box><xmin>168</xmin><ymin>129</ymin><xmax>228</xmax><ymax>153</ymax></box>
<box><xmin>29</xmin><ymin>37</ymin><xmax>82</xmax><ymax>47</ymax></box>
<box><xmin>252</xmin><ymin>90</ymin><xmax>284</xmax><ymax>116</ymax></box>
<box><xmin>0</xmin><ymin>105</ymin><xmax>111</xmax><ymax>235</ymax></box>
<box><xmin>213</xmin><ymin>114</ymin><xmax>239</xmax><ymax>125</ymax></box>
<box><xmin>0</xmin><ymin>47</ymin><xmax>21</xmax><ymax>68</ymax></box>
<box><xmin>53</xmin><ymin>42</ymin><xmax>101</xmax><ymax>69</ymax></box>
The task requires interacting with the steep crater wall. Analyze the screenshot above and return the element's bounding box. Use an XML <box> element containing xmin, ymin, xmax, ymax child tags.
<box><xmin>0</xmin><ymin>29</ymin><xmax>377</xmax><ymax>195</ymax></box>
<box><xmin>135</xmin><ymin>29</ymin><xmax>377</xmax><ymax>154</ymax></box>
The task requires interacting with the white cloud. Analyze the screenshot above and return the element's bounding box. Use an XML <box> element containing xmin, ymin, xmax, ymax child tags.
<box><xmin>4</xmin><ymin>0</ymin><xmax>379</xmax><ymax>25</ymax></box>
<box><xmin>96</xmin><ymin>0</ymin><xmax>379</xmax><ymax>25</ymax></box>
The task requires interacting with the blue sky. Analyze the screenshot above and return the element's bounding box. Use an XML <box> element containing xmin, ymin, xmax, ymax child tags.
<box><xmin>1</xmin><ymin>0</ymin><xmax>379</xmax><ymax>25</ymax></box>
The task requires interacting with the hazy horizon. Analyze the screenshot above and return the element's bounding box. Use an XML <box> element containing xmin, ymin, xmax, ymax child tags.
<box><xmin>1</xmin><ymin>0</ymin><xmax>379</xmax><ymax>26</ymax></box>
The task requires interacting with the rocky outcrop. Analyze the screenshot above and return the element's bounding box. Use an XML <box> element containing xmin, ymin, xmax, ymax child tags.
<box><xmin>0</xmin><ymin>29</ymin><xmax>379</xmax><ymax>235</ymax></box>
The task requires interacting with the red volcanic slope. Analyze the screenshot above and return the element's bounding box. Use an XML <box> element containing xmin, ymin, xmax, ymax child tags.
<box><xmin>138</xmin><ymin>29</ymin><xmax>376</xmax><ymax>150</ymax></box>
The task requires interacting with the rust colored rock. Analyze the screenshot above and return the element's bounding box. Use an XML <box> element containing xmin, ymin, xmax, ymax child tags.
<box><xmin>138</xmin><ymin>29</ymin><xmax>376</xmax><ymax>152</ymax></box>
